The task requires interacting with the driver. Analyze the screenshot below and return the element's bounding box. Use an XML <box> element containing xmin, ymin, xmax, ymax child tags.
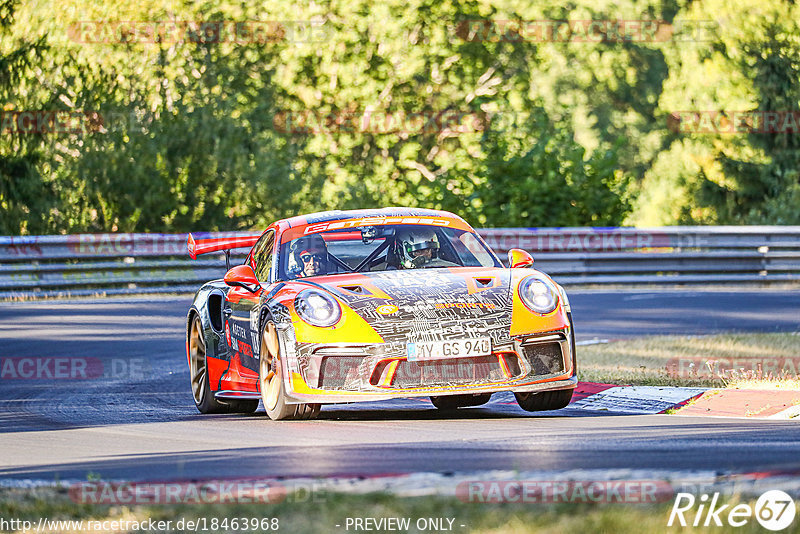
<box><xmin>396</xmin><ymin>227</ymin><xmax>458</xmax><ymax>269</ymax></box>
<box><xmin>290</xmin><ymin>234</ymin><xmax>330</xmax><ymax>278</ymax></box>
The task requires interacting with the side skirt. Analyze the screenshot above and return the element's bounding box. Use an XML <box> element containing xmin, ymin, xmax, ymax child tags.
<box><xmin>214</xmin><ymin>391</ymin><xmax>262</xmax><ymax>400</ymax></box>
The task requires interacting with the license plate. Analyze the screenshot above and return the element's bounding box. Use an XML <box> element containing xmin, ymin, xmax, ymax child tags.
<box><xmin>406</xmin><ymin>337</ymin><xmax>492</xmax><ymax>362</ymax></box>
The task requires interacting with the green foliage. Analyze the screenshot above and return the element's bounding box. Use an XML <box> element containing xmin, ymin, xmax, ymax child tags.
<box><xmin>443</xmin><ymin>111</ymin><xmax>630</xmax><ymax>226</ymax></box>
<box><xmin>0</xmin><ymin>0</ymin><xmax>61</xmax><ymax>234</ymax></box>
<box><xmin>67</xmin><ymin>37</ymin><xmax>296</xmax><ymax>232</ymax></box>
<box><xmin>0</xmin><ymin>0</ymin><xmax>640</xmax><ymax>233</ymax></box>
<box><xmin>640</xmin><ymin>0</ymin><xmax>800</xmax><ymax>225</ymax></box>
<box><xmin>2</xmin><ymin>0</ymin><xmax>797</xmax><ymax>233</ymax></box>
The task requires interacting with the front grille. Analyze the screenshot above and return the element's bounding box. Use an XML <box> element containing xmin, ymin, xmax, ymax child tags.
<box><xmin>318</xmin><ymin>356</ymin><xmax>364</xmax><ymax>389</ymax></box>
<box><xmin>519</xmin><ymin>342</ymin><xmax>564</xmax><ymax>376</ymax></box>
<box><xmin>390</xmin><ymin>356</ymin><xmax>505</xmax><ymax>388</ymax></box>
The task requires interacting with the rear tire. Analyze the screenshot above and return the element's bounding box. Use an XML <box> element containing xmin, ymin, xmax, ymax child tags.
<box><xmin>430</xmin><ymin>393</ymin><xmax>492</xmax><ymax>410</ymax></box>
<box><xmin>189</xmin><ymin>314</ymin><xmax>227</xmax><ymax>414</ymax></box>
<box><xmin>514</xmin><ymin>389</ymin><xmax>574</xmax><ymax>412</ymax></box>
<box><xmin>190</xmin><ymin>314</ymin><xmax>259</xmax><ymax>414</ymax></box>
<box><xmin>259</xmin><ymin>321</ymin><xmax>320</xmax><ymax>421</ymax></box>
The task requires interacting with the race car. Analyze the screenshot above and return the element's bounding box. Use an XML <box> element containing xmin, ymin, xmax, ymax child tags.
<box><xmin>186</xmin><ymin>207</ymin><xmax>576</xmax><ymax>420</ymax></box>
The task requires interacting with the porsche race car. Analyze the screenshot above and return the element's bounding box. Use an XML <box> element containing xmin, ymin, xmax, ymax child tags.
<box><xmin>186</xmin><ymin>208</ymin><xmax>576</xmax><ymax>420</ymax></box>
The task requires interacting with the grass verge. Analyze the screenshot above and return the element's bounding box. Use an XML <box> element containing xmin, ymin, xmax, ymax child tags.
<box><xmin>578</xmin><ymin>332</ymin><xmax>800</xmax><ymax>388</ymax></box>
<box><xmin>0</xmin><ymin>487</ymin><xmax>792</xmax><ymax>534</ymax></box>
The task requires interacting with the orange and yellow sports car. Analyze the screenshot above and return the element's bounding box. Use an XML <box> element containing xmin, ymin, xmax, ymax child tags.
<box><xmin>186</xmin><ymin>208</ymin><xmax>576</xmax><ymax>420</ymax></box>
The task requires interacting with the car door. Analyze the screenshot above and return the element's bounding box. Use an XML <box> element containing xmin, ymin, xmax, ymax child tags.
<box><xmin>223</xmin><ymin>229</ymin><xmax>274</xmax><ymax>383</ymax></box>
<box><xmin>249</xmin><ymin>228</ymin><xmax>277</xmax><ymax>362</ymax></box>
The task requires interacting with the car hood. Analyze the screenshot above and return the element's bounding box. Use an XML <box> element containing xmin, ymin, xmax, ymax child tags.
<box><xmin>309</xmin><ymin>267</ymin><xmax>514</xmax><ymax>344</ymax></box>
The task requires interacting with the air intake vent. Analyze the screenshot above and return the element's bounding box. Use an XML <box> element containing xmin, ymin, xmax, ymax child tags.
<box><xmin>338</xmin><ymin>284</ymin><xmax>368</xmax><ymax>295</ymax></box>
<box><xmin>318</xmin><ymin>356</ymin><xmax>364</xmax><ymax>389</ymax></box>
<box><xmin>390</xmin><ymin>356</ymin><xmax>505</xmax><ymax>388</ymax></box>
<box><xmin>520</xmin><ymin>342</ymin><xmax>564</xmax><ymax>376</ymax></box>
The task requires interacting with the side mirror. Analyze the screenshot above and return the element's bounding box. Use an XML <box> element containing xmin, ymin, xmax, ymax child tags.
<box><xmin>224</xmin><ymin>265</ymin><xmax>260</xmax><ymax>293</ymax></box>
<box><xmin>508</xmin><ymin>248</ymin><xmax>534</xmax><ymax>268</ymax></box>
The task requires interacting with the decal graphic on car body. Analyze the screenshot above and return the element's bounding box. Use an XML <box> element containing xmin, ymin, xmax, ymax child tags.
<box><xmin>186</xmin><ymin>207</ymin><xmax>576</xmax><ymax>420</ymax></box>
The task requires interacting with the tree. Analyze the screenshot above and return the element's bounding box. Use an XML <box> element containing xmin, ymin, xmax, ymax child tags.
<box><xmin>270</xmin><ymin>0</ymin><xmax>634</xmax><ymax>226</ymax></box>
<box><xmin>636</xmin><ymin>0</ymin><xmax>800</xmax><ymax>224</ymax></box>
<box><xmin>0</xmin><ymin>0</ymin><xmax>59</xmax><ymax>234</ymax></box>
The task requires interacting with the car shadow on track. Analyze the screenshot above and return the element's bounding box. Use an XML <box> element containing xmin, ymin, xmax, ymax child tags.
<box><xmin>3</xmin><ymin>421</ymin><xmax>800</xmax><ymax>483</ymax></box>
<box><xmin>315</xmin><ymin>406</ymin><xmax>627</xmax><ymax>421</ymax></box>
<box><xmin>310</xmin><ymin>393</ymin><xmax>630</xmax><ymax>421</ymax></box>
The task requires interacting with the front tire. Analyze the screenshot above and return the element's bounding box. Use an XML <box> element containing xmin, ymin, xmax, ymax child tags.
<box><xmin>514</xmin><ymin>389</ymin><xmax>574</xmax><ymax>412</ymax></box>
<box><xmin>259</xmin><ymin>321</ymin><xmax>320</xmax><ymax>421</ymax></box>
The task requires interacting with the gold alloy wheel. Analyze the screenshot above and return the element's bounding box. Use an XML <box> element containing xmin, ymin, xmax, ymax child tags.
<box><xmin>189</xmin><ymin>316</ymin><xmax>207</xmax><ymax>406</ymax></box>
<box><xmin>259</xmin><ymin>321</ymin><xmax>320</xmax><ymax>420</ymax></box>
<box><xmin>260</xmin><ymin>321</ymin><xmax>280</xmax><ymax>411</ymax></box>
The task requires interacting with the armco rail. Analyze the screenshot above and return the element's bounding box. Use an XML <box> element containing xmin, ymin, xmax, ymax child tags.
<box><xmin>0</xmin><ymin>226</ymin><xmax>799</xmax><ymax>298</ymax></box>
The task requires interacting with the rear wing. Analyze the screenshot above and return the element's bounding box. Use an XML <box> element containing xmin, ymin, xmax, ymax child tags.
<box><xmin>187</xmin><ymin>233</ymin><xmax>261</xmax><ymax>270</ymax></box>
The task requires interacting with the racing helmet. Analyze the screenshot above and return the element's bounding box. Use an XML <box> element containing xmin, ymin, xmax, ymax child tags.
<box><xmin>396</xmin><ymin>227</ymin><xmax>440</xmax><ymax>268</ymax></box>
<box><xmin>289</xmin><ymin>234</ymin><xmax>328</xmax><ymax>276</ymax></box>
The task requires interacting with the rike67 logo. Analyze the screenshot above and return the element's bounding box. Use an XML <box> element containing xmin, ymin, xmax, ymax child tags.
<box><xmin>668</xmin><ymin>491</ymin><xmax>796</xmax><ymax>530</ymax></box>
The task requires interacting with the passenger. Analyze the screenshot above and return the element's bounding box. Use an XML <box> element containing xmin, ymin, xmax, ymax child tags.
<box><xmin>396</xmin><ymin>228</ymin><xmax>458</xmax><ymax>269</ymax></box>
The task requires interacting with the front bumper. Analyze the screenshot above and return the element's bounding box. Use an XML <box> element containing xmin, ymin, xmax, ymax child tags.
<box><xmin>282</xmin><ymin>327</ymin><xmax>576</xmax><ymax>404</ymax></box>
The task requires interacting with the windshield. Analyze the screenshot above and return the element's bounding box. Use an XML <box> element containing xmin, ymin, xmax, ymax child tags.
<box><xmin>278</xmin><ymin>224</ymin><xmax>501</xmax><ymax>280</ymax></box>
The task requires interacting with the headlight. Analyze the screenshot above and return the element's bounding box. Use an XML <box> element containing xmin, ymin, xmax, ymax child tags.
<box><xmin>518</xmin><ymin>275</ymin><xmax>559</xmax><ymax>314</ymax></box>
<box><xmin>294</xmin><ymin>289</ymin><xmax>342</xmax><ymax>327</ymax></box>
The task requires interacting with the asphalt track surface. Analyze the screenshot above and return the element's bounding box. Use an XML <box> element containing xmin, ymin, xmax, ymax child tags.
<box><xmin>0</xmin><ymin>289</ymin><xmax>798</xmax><ymax>482</ymax></box>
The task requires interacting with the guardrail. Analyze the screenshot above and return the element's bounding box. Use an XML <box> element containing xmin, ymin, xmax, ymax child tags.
<box><xmin>1</xmin><ymin>226</ymin><xmax>799</xmax><ymax>297</ymax></box>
